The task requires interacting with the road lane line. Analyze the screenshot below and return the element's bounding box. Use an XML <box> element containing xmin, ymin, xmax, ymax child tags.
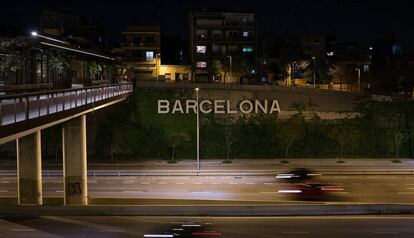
<box><xmin>191</xmin><ymin>191</ymin><xmax>211</xmax><ymax>194</ymax></box>
<box><xmin>264</xmin><ymin>183</ymin><xmax>273</xmax><ymax>185</ymax></box>
<box><xmin>246</xmin><ymin>182</ymin><xmax>255</xmax><ymax>185</ymax></box>
<box><xmin>398</xmin><ymin>192</ymin><xmax>414</xmax><ymax>195</ymax></box>
<box><xmin>211</xmin><ymin>182</ymin><xmax>221</xmax><ymax>185</ymax></box>
<box><xmin>11</xmin><ymin>228</ymin><xmax>35</xmax><ymax>232</ymax></box>
<box><xmin>123</xmin><ymin>191</ymin><xmax>143</xmax><ymax>193</ymax></box>
<box><xmin>282</xmin><ymin>231</ymin><xmax>309</xmax><ymax>234</ymax></box>
<box><xmin>193</xmin><ymin>182</ymin><xmax>203</xmax><ymax>185</ymax></box>
<box><xmin>0</xmin><ymin>190</ymin><xmax>8</xmax><ymax>192</ymax></box>
<box><xmin>1</xmin><ymin>181</ymin><xmax>11</xmax><ymax>184</ymax></box>
<box><xmin>158</xmin><ymin>182</ymin><xmax>167</xmax><ymax>184</ymax></box>
<box><xmin>55</xmin><ymin>190</ymin><xmax>63</xmax><ymax>193</ymax></box>
<box><xmin>406</xmin><ymin>184</ymin><xmax>414</xmax><ymax>186</ymax></box>
<box><xmin>229</xmin><ymin>182</ymin><xmax>238</xmax><ymax>185</ymax></box>
<box><xmin>372</xmin><ymin>232</ymin><xmax>398</xmax><ymax>234</ymax></box>
<box><xmin>141</xmin><ymin>182</ymin><xmax>150</xmax><ymax>184</ymax></box>
<box><xmin>176</xmin><ymin>182</ymin><xmax>185</xmax><ymax>185</ymax></box>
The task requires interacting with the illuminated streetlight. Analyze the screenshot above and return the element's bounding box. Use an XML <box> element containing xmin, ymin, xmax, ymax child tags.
<box><xmin>30</xmin><ymin>31</ymin><xmax>69</xmax><ymax>45</ymax></box>
<box><xmin>195</xmin><ymin>87</ymin><xmax>200</xmax><ymax>172</ymax></box>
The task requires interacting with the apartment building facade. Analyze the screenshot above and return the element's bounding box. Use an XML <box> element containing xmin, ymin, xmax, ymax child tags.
<box><xmin>189</xmin><ymin>11</ymin><xmax>257</xmax><ymax>84</ymax></box>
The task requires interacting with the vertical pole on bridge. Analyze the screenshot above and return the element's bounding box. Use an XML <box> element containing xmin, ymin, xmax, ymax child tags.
<box><xmin>16</xmin><ymin>131</ymin><xmax>43</xmax><ymax>205</ymax></box>
<box><xmin>62</xmin><ymin>115</ymin><xmax>88</xmax><ymax>205</ymax></box>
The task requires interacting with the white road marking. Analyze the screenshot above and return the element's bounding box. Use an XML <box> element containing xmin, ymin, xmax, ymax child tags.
<box><xmin>176</xmin><ymin>182</ymin><xmax>185</xmax><ymax>185</ymax></box>
<box><xmin>211</xmin><ymin>182</ymin><xmax>221</xmax><ymax>185</ymax></box>
<box><xmin>158</xmin><ymin>182</ymin><xmax>167</xmax><ymax>185</ymax></box>
<box><xmin>106</xmin><ymin>182</ymin><xmax>115</xmax><ymax>184</ymax></box>
<box><xmin>282</xmin><ymin>231</ymin><xmax>309</xmax><ymax>234</ymax></box>
<box><xmin>229</xmin><ymin>182</ymin><xmax>238</xmax><ymax>185</ymax></box>
<box><xmin>246</xmin><ymin>182</ymin><xmax>255</xmax><ymax>185</ymax></box>
<box><xmin>398</xmin><ymin>192</ymin><xmax>414</xmax><ymax>195</ymax></box>
<box><xmin>1</xmin><ymin>181</ymin><xmax>11</xmax><ymax>184</ymax></box>
<box><xmin>141</xmin><ymin>182</ymin><xmax>151</xmax><ymax>184</ymax></box>
<box><xmin>264</xmin><ymin>183</ymin><xmax>273</xmax><ymax>185</ymax></box>
<box><xmin>88</xmin><ymin>180</ymin><xmax>97</xmax><ymax>184</ymax></box>
<box><xmin>191</xmin><ymin>191</ymin><xmax>211</xmax><ymax>194</ymax></box>
<box><xmin>372</xmin><ymin>232</ymin><xmax>398</xmax><ymax>234</ymax></box>
<box><xmin>123</xmin><ymin>191</ymin><xmax>142</xmax><ymax>193</ymax></box>
<box><xmin>368</xmin><ymin>176</ymin><xmax>379</xmax><ymax>179</ymax></box>
<box><xmin>193</xmin><ymin>182</ymin><xmax>203</xmax><ymax>184</ymax></box>
<box><xmin>101</xmin><ymin>229</ymin><xmax>124</xmax><ymax>232</ymax></box>
<box><xmin>11</xmin><ymin>228</ymin><xmax>35</xmax><ymax>232</ymax></box>
<box><xmin>407</xmin><ymin>188</ymin><xmax>414</xmax><ymax>190</ymax></box>
<box><xmin>55</xmin><ymin>190</ymin><xmax>63</xmax><ymax>193</ymax></box>
<box><xmin>0</xmin><ymin>190</ymin><xmax>8</xmax><ymax>192</ymax></box>
<box><xmin>406</xmin><ymin>184</ymin><xmax>414</xmax><ymax>186</ymax></box>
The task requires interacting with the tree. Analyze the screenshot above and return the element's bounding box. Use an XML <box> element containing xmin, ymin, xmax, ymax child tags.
<box><xmin>303</xmin><ymin>58</ymin><xmax>334</xmax><ymax>85</ymax></box>
<box><xmin>222</xmin><ymin>115</ymin><xmax>237</xmax><ymax>160</ymax></box>
<box><xmin>209</xmin><ymin>59</ymin><xmax>224</xmax><ymax>82</ymax></box>
<box><xmin>166</xmin><ymin>132</ymin><xmax>190</xmax><ymax>161</ymax></box>
<box><xmin>278</xmin><ymin>113</ymin><xmax>305</xmax><ymax>158</ymax></box>
<box><xmin>329</xmin><ymin>119</ymin><xmax>357</xmax><ymax>158</ymax></box>
<box><xmin>269</xmin><ymin>61</ymin><xmax>289</xmax><ymax>84</ymax></box>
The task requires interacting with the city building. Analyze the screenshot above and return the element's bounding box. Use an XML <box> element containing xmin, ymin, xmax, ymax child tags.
<box><xmin>189</xmin><ymin>10</ymin><xmax>257</xmax><ymax>84</ymax></box>
<box><xmin>39</xmin><ymin>10</ymin><xmax>106</xmax><ymax>50</ymax></box>
<box><xmin>118</xmin><ymin>26</ymin><xmax>161</xmax><ymax>82</ymax></box>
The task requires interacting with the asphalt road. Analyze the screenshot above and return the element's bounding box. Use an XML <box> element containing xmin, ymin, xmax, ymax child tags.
<box><xmin>1</xmin><ymin>216</ymin><xmax>414</xmax><ymax>238</ymax></box>
<box><xmin>1</xmin><ymin>174</ymin><xmax>414</xmax><ymax>203</ymax></box>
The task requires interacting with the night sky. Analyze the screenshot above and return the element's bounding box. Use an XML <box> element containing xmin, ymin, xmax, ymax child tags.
<box><xmin>2</xmin><ymin>0</ymin><xmax>413</xmax><ymax>46</ymax></box>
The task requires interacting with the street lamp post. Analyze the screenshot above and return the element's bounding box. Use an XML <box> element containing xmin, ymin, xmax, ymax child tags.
<box><xmin>227</xmin><ymin>55</ymin><xmax>232</xmax><ymax>83</ymax></box>
<box><xmin>356</xmin><ymin>67</ymin><xmax>361</xmax><ymax>93</ymax></box>
<box><xmin>312</xmin><ymin>57</ymin><xmax>316</xmax><ymax>88</ymax></box>
<box><xmin>195</xmin><ymin>87</ymin><xmax>200</xmax><ymax>172</ymax></box>
<box><xmin>31</xmin><ymin>31</ymin><xmax>69</xmax><ymax>45</ymax></box>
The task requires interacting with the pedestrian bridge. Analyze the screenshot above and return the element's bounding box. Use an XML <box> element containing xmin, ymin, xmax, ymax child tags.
<box><xmin>0</xmin><ymin>83</ymin><xmax>133</xmax><ymax>206</ymax></box>
<box><xmin>0</xmin><ymin>83</ymin><xmax>133</xmax><ymax>144</ymax></box>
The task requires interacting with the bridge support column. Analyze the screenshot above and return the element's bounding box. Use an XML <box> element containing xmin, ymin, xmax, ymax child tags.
<box><xmin>16</xmin><ymin>131</ymin><xmax>43</xmax><ymax>205</ymax></box>
<box><xmin>62</xmin><ymin>115</ymin><xmax>88</xmax><ymax>205</ymax></box>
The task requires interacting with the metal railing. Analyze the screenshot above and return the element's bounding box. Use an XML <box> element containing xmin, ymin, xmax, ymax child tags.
<box><xmin>0</xmin><ymin>83</ymin><xmax>133</xmax><ymax>126</ymax></box>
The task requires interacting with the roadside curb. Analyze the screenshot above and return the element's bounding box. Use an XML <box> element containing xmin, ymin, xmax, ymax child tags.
<box><xmin>1</xmin><ymin>204</ymin><xmax>414</xmax><ymax>216</ymax></box>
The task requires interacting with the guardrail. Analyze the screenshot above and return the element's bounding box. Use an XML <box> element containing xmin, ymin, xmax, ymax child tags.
<box><xmin>0</xmin><ymin>83</ymin><xmax>133</xmax><ymax>126</ymax></box>
<box><xmin>1</xmin><ymin>169</ymin><xmax>413</xmax><ymax>177</ymax></box>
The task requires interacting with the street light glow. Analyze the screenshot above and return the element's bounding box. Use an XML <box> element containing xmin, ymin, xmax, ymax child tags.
<box><xmin>31</xmin><ymin>31</ymin><xmax>38</xmax><ymax>36</ymax></box>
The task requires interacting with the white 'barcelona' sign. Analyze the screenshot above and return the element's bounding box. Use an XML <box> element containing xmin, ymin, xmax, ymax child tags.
<box><xmin>158</xmin><ymin>100</ymin><xmax>281</xmax><ymax>114</ymax></box>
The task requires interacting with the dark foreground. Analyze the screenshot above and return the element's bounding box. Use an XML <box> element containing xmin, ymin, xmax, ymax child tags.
<box><xmin>0</xmin><ymin>216</ymin><xmax>413</xmax><ymax>238</ymax></box>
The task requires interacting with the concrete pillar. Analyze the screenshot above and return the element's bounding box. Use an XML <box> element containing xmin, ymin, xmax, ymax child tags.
<box><xmin>16</xmin><ymin>131</ymin><xmax>42</xmax><ymax>205</ymax></box>
<box><xmin>62</xmin><ymin>115</ymin><xmax>88</xmax><ymax>205</ymax></box>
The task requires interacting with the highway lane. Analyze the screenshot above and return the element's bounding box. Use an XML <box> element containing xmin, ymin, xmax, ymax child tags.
<box><xmin>1</xmin><ymin>216</ymin><xmax>414</xmax><ymax>238</ymax></box>
<box><xmin>1</xmin><ymin>175</ymin><xmax>414</xmax><ymax>203</ymax></box>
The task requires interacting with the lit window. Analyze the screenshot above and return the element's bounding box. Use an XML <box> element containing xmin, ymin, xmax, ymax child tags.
<box><xmin>243</xmin><ymin>32</ymin><xmax>249</xmax><ymax>37</ymax></box>
<box><xmin>196</xmin><ymin>45</ymin><xmax>206</xmax><ymax>54</ymax></box>
<box><xmin>363</xmin><ymin>65</ymin><xmax>369</xmax><ymax>72</ymax></box>
<box><xmin>196</xmin><ymin>61</ymin><xmax>207</xmax><ymax>68</ymax></box>
<box><xmin>242</xmin><ymin>47</ymin><xmax>253</xmax><ymax>53</ymax></box>
<box><xmin>146</xmin><ymin>51</ymin><xmax>154</xmax><ymax>61</ymax></box>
